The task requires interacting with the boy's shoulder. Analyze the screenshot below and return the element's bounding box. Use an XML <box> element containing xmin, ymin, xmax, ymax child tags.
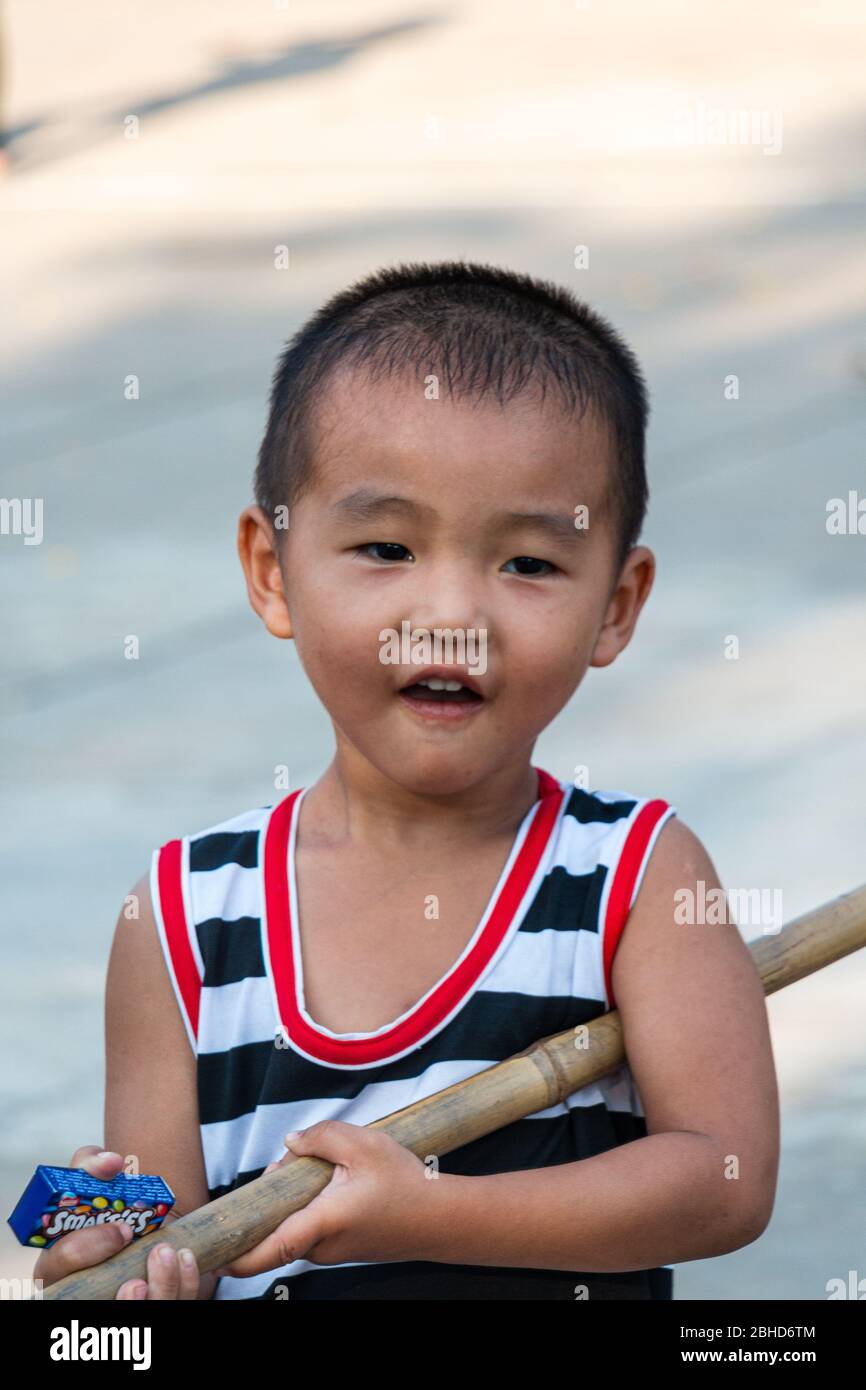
<box><xmin>555</xmin><ymin>780</ymin><xmax>678</xmax><ymax>845</ymax></box>
<box><xmin>559</xmin><ymin>781</ymin><xmax>669</xmax><ymax>811</ymax></box>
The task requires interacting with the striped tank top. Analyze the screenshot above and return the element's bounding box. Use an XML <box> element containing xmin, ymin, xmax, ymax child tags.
<box><xmin>151</xmin><ymin>766</ymin><xmax>677</xmax><ymax>1300</ymax></box>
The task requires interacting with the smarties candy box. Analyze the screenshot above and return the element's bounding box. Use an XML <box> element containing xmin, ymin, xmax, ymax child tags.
<box><xmin>7</xmin><ymin>1165</ymin><xmax>175</xmax><ymax>1249</ymax></box>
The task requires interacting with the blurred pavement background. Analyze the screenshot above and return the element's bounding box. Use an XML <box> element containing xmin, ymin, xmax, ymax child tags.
<box><xmin>1</xmin><ymin>0</ymin><xmax>864</xmax><ymax>1298</ymax></box>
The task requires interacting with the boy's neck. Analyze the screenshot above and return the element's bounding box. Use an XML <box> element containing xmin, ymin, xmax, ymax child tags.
<box><xmin>298</xmin><ymin>754</ymin><xmax>542</xmax><ymax>853</ymax></box>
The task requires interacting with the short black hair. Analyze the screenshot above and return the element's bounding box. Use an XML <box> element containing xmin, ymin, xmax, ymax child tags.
<box><xmin>255</xmin><ymin>260</ymin><xmax>649</xmax><ymax>572</ymax></box>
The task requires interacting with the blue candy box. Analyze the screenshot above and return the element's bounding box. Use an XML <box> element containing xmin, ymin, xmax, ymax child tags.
<box><xmin>8</xmin><ymin>1165</ymin><xmax>175</xmax><ymax>1249</ymax></box>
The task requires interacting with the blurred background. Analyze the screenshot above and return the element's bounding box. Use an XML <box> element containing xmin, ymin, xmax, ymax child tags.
<box><xmin>1</xmin><ymin>0</ymin><xmax>864</xmax><ymax>1298</ymax></box>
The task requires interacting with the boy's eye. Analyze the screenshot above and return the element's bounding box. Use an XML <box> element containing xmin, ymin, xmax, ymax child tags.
<box><xmin>502</xmin><ymin>555</ymin><xmax>555</xmax><ymax>577</ymax></box>
<box><xmin>357</xmin><ymin>542</ymin><xmax>413</xmax><ymax>563</ymax></box>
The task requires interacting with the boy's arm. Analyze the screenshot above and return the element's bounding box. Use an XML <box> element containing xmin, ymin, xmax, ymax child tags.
<box><xmin>104</xmin><ymin>874</ymin><xmax>219</xmax><ymax>1299</ymax></box>
<box><xmin>418</xmin><ymin>817</ymin><xmax>780</xmax><ymax>1271</ymax></box>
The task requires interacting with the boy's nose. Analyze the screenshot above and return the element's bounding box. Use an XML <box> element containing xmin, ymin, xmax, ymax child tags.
<box><xmin>409</xmin><ymin>599</ymin><xmax>490</xmax><ymax>639</ymax></box>
<box><xmin>406</xmin><ymin>558</ymin><xmax>486</xmax><ymax>626</ymax></box>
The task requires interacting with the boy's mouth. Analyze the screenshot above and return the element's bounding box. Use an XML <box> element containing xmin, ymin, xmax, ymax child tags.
<box><xmin>401</xmin><ymin>679</ymin><xmax>482</xmax><ymax>703</ymax></box>
<box><xmin>397</xmin><ymin>668</ymin><xmax>485</xmax><ymax>720</ymax></box>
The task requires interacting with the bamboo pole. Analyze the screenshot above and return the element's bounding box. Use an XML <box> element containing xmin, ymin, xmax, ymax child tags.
<box><xmin>42</xmin><ymin>881</ymin><xmax>866</xmax><ymax>1300</ymax></box>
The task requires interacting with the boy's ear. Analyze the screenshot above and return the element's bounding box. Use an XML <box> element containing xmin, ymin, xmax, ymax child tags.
<box><xmin>590</xmin><ymin>546</ymin><xmax>655</xmax><ymax>669</ymax></box>
<box><xmin>237</xmin><ymin>506</ymin><xmax>293</xmax><ymax>639</ymax></box>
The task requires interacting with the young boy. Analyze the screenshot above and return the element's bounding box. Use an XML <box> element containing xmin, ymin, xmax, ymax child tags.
<box><xmin>37</xmin><ymin>261</ymin><xmax>779</xmax><ymax>1301</ymax></box>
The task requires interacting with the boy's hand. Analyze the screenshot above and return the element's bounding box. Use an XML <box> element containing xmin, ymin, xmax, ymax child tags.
<box><xmin>215</xmin><ymin>1122</ymin><xmax>438</xmax><ymax>1277</ymax></box>
<box><xmin>32</xmin><ymin>1145</ymin><xmax>201</xmax><ymax>1300</ymax></box>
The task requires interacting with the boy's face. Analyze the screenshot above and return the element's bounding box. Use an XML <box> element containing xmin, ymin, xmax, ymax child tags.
<box><xmin>239</xmin><ymin>366</ymin><xmax>654</xmax><ymax>798</ymax></box>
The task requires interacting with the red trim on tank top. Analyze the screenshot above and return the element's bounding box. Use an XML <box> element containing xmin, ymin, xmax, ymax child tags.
<box><xmin>156</xmin><ymin>838</ymin><xmax>201</xmax><ymax>1042</ymax></box>
<box><xmin>603</xmin><ymin>799</ymin><xmax>673</xmax><ymax>1010</ymax></box>
<box><xmin>263</xmin><ymin>767</ymin><xmax>565</xmax><ymax>1066</ymax></box>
